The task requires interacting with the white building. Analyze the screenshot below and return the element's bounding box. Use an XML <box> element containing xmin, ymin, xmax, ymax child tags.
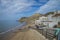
<box><xmin>45</xmin><ymin>11</ymin><xmax>60</xmax><ymax>28</ymax></box>
<box><xmin>35</xmin><ymin>20</ymin><xmax>40</xmax><ymax>25</ymax></box>
<box><xmin>35</xmin><ymin>10</ymin><xmax>60</xmax><ymax>28</ymax></box>
<box><xmin>52</xmin><ymin>13</ymin><xmax>60</xmax><ymax>25</ymax></box>
<box><xmin>39</xmin><ymin>16</ymin><xmax>48</xmax><ymax>26</ymax></box>
<box><xmin>35</xmin><ymin>16</ymin><xmax>48</xmax><ymax>27</ymax></box>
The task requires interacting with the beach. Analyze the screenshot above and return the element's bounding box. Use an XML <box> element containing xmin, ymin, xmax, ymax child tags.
<box><xmin>1</xmin><ymin>29</ymin><xmax>48</xmax><ymax>40</ymax></box>
<box><xmin>0</xmin><ymin>23</ymin><xmax>57</xmax><ymax>40</ymax></box>
<box><xmin>0</xmin><ymin>24</ymin><xmax>48</xmax><ymax>40</ymax></box>
<box><xmin>0</xmin><ymin>22</ymin><xmax>27</xmax><ymax>40</ymax></box>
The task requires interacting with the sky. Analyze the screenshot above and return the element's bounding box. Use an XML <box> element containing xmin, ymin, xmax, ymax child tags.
<box><xmin>0</xmin><ymin>0</ymin><xmax>60</xmax><ymax>20</ymax></box>
<box><xmin>37</xmin><ymin>0</ymin><xmax>60</xmax><ymax>13</ymax></box>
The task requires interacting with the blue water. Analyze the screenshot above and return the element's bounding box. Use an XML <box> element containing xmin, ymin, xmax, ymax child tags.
<box><xmin>0</xmin><ymin>20</ymin><xmax>22</xmax><ymax>33</ymax></box>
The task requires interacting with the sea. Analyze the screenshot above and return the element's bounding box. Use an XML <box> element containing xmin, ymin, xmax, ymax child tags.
<box><xmin>0</xmin><ymin>20</ymin><xmax>26</xmax><ymax>33</ymax></box>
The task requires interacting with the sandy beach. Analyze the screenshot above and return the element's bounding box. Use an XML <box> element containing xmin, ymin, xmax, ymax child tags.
<box><xmin>0</xmin><ymin>27</ymin><xmax>48</xmax><ymax>40</ymax></box>
<box><xmin>9</xmin><ymin>29</ymin><xmax>48</xmax><ymax>40</ymax></box>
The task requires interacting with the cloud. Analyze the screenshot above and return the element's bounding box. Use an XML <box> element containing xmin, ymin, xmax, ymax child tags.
<box><xmin>0</xmin><ymin>0</ymin><xmax>48</xmax><ymax>20</ymax></box>
<box><xmin>1</xmin><ymin>0</ymin><xmax>43</xmax><ymax>15</ymax></box>
<box><xmin>39</xmin><ymin>0</ymin><xmax>49</xmax><ymax>2</ymax></box>
<box><xmin>36</xmin><ymin>0</ymin><xmax>60</xmax><ymax>13</ymax></box>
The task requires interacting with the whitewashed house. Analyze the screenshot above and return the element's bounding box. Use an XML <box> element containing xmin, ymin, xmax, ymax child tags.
<box><xmin>35</xmin><ymin>10</ymin><xmax>60</xmax><ymax>28</ymax></box>
<box><xmin>35</xmin><ymin>20</ymin><xmax>40</xmax><ymax>25</ymax></box>
<box><xmin>35</xmin><ymin>16</ymin><xmax>48</xmax><ymax>27</ymax></box>
<box><xmin>52</xmin><ymin>11</ymin><xmax>60</xmax><ymax>25</ymax></box>
<box><xmin>39</xmin><ymin>16</ymin><xmax>48</xmax><ymax>26</ymax></box>
<box><xmin>45</xmin><ymin>11</ymin><xmax>60</xmax><ymax>28</ymax></box>
<box><xmin>44</xmin><ymin>12</ymin><xmax>55</xmax><ymax>28</ymax></box>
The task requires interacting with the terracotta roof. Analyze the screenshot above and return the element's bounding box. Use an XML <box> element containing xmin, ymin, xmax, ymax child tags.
<box><xmin>52</xmin><ymin>14</ymin><xmax>60</xmax><ymax>17</ymax></box>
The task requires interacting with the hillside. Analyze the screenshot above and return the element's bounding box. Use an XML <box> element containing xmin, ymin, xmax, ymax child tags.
<box><xmin>19</xmin><ymin>13</ymin><xmax>41</xmax><ymax>23</ymax></box>
<box><xmin>19</xmin><ymin>17</ymin><xmax>28</xmax><ymax>23</ymax></box>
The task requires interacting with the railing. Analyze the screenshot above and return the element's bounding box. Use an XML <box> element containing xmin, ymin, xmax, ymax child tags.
<box><xmin>36</xmin><ymin>28</ymin><xmax>58</xmax><ymax>40</ymax></box>
<box><xmin>45</xmin><ymin>29</ymin><xmax>56</xmax><ymax>40</ymax></box>
<box><xmin>28</xmin><ymin>26</ymin><xmax>60</xmax><ymax>40</ymax></box>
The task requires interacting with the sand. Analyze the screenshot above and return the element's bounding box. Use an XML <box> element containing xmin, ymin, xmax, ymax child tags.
<box><xmin>9</xmin><ymin>29</ymin><xmax>48</xmax><ymax>40</ymax></box>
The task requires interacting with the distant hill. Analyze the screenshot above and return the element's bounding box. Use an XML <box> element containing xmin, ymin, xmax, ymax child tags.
<box><xmin>19</xmin><ymin>13</ymin><xmax>41</xmax><ymax>23</ymax></box>
<box><xmin>19</xmin><ymin>17</ymin><xmax>28</xmax><ymax>23</ymax></box>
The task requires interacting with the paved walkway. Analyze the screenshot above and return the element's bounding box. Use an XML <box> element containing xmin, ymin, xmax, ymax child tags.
<box><xmin>9</xmin><ymin>29</ymin><xmax>48</xmax><ymax>40</ymax></box>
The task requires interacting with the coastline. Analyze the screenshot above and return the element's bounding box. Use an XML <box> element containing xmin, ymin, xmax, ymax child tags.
<box><xmin>0</xmin><ymin>22</ymin><xmax>27</xmax><ymax>40</ymax></box>
<box><xmin>0</xmin><ymin>23</ymin><xmax>56</xmax><ymax>40</ymax></box>
<box><xmin>1</xmin><ymin>26</ymin><xmax>47</xmax><ymax>40</ymax></box>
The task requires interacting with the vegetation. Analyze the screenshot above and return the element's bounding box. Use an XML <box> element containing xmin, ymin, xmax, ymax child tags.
<box><xmin>19</xmin><ymin>12</ymin><xmax>54</xmax><ymax>23</ymax></box>
<box><xmin>19</xmin><ymin>13</ymin><xmax>41</xmax><ymax>23</ymax></box>
<box><xmin>45</xmin><ymin>12</ymin><xmax>54</xmax><ymax>15</ymax></box>
<box><xmin>19</xmin><ymin>17</ymin><xmax>28</xmax><ymax>23</ymax></box>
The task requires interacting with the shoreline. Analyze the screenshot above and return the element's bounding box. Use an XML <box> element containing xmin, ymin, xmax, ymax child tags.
<box><xmin>0</xmin><ymin>22</ymin><xmax>35</xmax><ymax>40</ymax></box>
<box><xmin>0</xmin><ymin>23</ymin><xmax>27</xmax><ymax>40</ymax></box>
<box><xmin>0</xmin><ymin>22</ymin><xmax>26</xmax><ymax>33</ymax></box>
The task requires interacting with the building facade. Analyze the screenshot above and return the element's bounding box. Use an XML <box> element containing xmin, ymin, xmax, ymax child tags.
<box><xmin>35</xmin><ymin>10</ymin><xmax>60</xmax><ymax>28</ymax></box>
